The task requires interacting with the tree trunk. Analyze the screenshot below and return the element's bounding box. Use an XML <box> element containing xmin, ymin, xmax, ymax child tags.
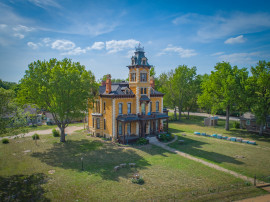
<box><xmin>60</xmin><ymin>126</ymin><xmax>66</xmax><ymax>142</ymax></box>
<box><xmin>178</xmin><ymin>106</ymin><xmax>182</xmax><ymax>121</ymax></box>
<box><xmin>187</xmin><ymin>110</ymin><xmax>190</xmax><ymax>120</ymax></box>
<box><xmin>225</xmin><ymin>105</ymin><xmax>230</xmax><ymax>131</ymax></box>
<box><xmin>174</xmin><ymin>107</ymin><xmax>177</xmax><ymax>120</ymax></box>
<box><xmin>259</xmin><ymin>124</ymin><xmax>264</xmax><ymax>136</ymax></box>
<box><xmin>239</xmin><ymin>112</ymin><xmax>243</xmax><ymax>129</ymax></box>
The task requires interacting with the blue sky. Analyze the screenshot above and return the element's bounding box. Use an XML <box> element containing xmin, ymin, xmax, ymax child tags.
<box><xmin>1</xmin><ymin>0</ymin><xmax>270</xmax><ymax>82</ymax></box>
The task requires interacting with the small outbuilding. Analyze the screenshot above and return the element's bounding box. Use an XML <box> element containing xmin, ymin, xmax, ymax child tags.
<box><xmin>204</xmin><ymin>116</ymin><xmax>218</xmax><ymax>126</ymax></box>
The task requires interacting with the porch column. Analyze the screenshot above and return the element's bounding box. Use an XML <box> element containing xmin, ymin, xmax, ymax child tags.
<box><xmin>158</xmin><ymin>119</ymin><xmax>160</xmax><ymax>133</ymax></box>
<box><xmin>117</xmin><ymin>120</ymin><xmax>119</xmax><ymax>139</ymax></box>
<box><xmin>166</xmin><ymin>118</ymin><xmax>169</xmax><ymax>133</ymax></box>
<box><xmin>123</xmin><ymin>122</ymin><xmax>126</xmax><ymax>144</ymax></box>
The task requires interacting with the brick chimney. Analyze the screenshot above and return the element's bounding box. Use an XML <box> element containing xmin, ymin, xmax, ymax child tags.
<box><xmin>150</xmin><ymin>76</ymin><xmax>155</xmax><ymax>89</ymax></box>
<box><xmin>106</xmin><ymin>74</ymin><xmax>111</xmax><ymax>94</ymax></box>
<box><xmin>101</xmin><ymin>80</ymin><xmax>106</xmax><ymax>86</ymax></box>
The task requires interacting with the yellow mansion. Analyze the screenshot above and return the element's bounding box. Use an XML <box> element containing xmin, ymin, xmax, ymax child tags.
<box><xmin>88</xmin><ymin>45</ymin><xmax>169</xmax><ymax>144</ymax></box>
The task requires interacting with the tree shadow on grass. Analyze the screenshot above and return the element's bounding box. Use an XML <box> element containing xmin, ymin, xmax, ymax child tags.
<box><xmin>224</xmin><ymin>129</ymin><xmax>270</xmax><ymax>142</ymax></box>
<box><xmin>0</xmin><ymin>173</ymin><xmax>50</xmax><ymax>202</ymax></box>
<box><xmin>169</xmin><ymin>136</ymin><xmax>244</xmax><ymax>165</ymax></box>
<box><xmin>31</xmin><ymin>139</ymin><xmax>151</xmax><ymax>181</ymax></box>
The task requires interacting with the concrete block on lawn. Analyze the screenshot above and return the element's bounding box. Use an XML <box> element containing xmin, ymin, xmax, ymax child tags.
<box><xmin>248</xmin><ymin>141</ymin><xmax>256</xmax><ymax>145</ymax></box>
<box><xmin>120</xmin><ymin>163</ymin><xmax>127</xmax><ymax>168</ymax></box>
<box><xmin>236</xmin><ymin>138</ymin><xmax>242</xmax><ymax>142</ymax></box>
<box><xmin>194</xmin><ymin>132</ymin><xmax>200</xmax><ymax>135</ymax></box>
<box><xmin>129</xmin><ymin>163</ymin><xmax>136</xmax><ymax>167</ymax></box>
<box><xmin>114</xmin><ymin>166</ymin><xmax>120</xmax><ymax>171</ymax></box>
<box><xmin>230</xmin><ymin>137</ymin><xmax>236</xmax><ymax>142</ymax></box>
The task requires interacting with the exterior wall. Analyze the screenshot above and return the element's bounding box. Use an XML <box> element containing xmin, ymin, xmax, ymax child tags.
<box><xmin>149</xmin><ymin>97</ymin><xmax>163</xmax><ymax>112</ymax></box>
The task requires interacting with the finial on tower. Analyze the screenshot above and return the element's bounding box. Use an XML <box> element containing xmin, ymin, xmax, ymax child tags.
<box><xmin>135</xmin><ymin>43</ymin><xmax>144</xmax><ymax>52</ymax></box>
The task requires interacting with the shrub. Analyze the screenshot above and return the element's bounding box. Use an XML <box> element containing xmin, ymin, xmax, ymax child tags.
<box><xmin>2</xmin><ymin>138</ymin><xmax>9</xmax><ymax>144</ymax></box>
<box><xmin>135</xmin><ymin>138</ymin><xmax>149</xmax><ymax>145</ymax></box>
<box><xmin>131</xmin><ymin>177</ymin><xmax>144</xmax><ymax>185</ymax></box>
<box><xmin>52</xmin><ymin>129</ymin><xmax>60</xmax><ymax>137</ymax></box>
<box><xmin>233</xmin><ymin>122</ymin><xmax>240</xmax><ymax>129</ymax></box>
<box><xmin>31</xmin><ymin>124</ymin><xmax>37</xmax><ymax>128</ymax></box>
<box><xmin>158</xmin><ymin>133</ymin><xmax>174</xmax><ymax>142</ymax></box>
<box><xmin>32</xmin><ymin>133</ymin><xmax>40</xmax><ymax>140</ymax></box>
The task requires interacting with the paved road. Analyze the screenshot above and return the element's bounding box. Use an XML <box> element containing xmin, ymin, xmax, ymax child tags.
<box><xmin>0</xmin><ymin>126</ymin><xmax>84</xmax><ymax>140</ymax></box>
<box><xmin>168</xmin><ymin>110</ymin><xmax>240</xmax><ymax>121</ymax></box>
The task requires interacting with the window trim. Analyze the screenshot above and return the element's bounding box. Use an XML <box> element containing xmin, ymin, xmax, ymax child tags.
<box><xmin>140</xmin><ymin>73</ymin><xmax>147</xmax><ymax>82</ymax></box>
<box><xmin>118</xmin><ymin>103</ymin><xmax>123</xmax><ymax>115</ymax></box>
<box><xmin>156</xmin><ymin>101</ymin><xmax>159</xmax><ymax>112</ymax></box>
<box><xmin>97</xmin><ymin>118</ymin><xmax>100</xmax><ymax>129</ymax></box>
<box><xmin>127</xmin><ymin>102</ymin><xmax>131</xmax><ymax>114</ymax></box>
<box><xmin>103</xmin><ymin>102</ymin><xmax>106</xmax><ymax>111</ymax></box>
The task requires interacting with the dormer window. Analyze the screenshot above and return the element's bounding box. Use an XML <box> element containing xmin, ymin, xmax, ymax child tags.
<box><xmin>132</xmin><ymin>59</ymin><xmax>135</xmax><ymax>65</ymax></box>
<box><xmin>142</xmin><ymin>58</ymin><xmax>146</xmax><ymax>65</ymax></box>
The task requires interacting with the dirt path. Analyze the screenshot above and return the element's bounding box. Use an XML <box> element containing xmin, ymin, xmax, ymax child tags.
<box><xmin>168</xmin><ymin>110</ymin><xmax>240</xmax><ymax>121</ymax></box>
<box><xmin>0</xmin><ymin>126</ymin><xmax>84</xmax><ymax>140</ymax></box>
<box><xmin>149</xmin><ymin>136</ymin><xmax>260</xmax><ymax>184</ymax></box>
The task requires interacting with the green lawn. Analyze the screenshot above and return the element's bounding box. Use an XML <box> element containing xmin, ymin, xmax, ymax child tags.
<box><xmin>168</xmin><ymin>115</ymin><xmax>270</xmax><ymax>182</ymax></box>
<box><xmin>0</xmin><ymin>130</ymin><xmax>266</xmax><ymax>201</ymax></box>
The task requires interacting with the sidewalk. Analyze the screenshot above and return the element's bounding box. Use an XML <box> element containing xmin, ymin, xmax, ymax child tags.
<box><xmin>0</xmin><ymin>126</ymin><xmax>84</xmax><ymax>140</ymax></box>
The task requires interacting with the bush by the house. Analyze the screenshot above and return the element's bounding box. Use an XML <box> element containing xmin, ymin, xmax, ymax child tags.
<box><xmin>158</xmin><ymin>133</ymin><xmax>174</xmax><ymax>142</ymax></box>
<box><xmin>233</xmin><ymin>122</ymin><xmax>240</xmax><ymax>129</ymax></box>
<box><xmin>2</xmin><ymin>138</ymin><xmax>9</xmax><ymax>144</ymax></box>
<box><xmin>131</xmin><ymin>177</ymin><xmax>144</xmax><ymax>185</ymax></box>
<box><xmin>52</xmin><ymin>129</ymin><xmax>60</xmax><ymax>137</ymax></box>
<box><xmin>32</xmin><ymin>133</ymin><xmax>40</xmax><ymax>140</ymax></box>
<box><xmin>135</xmin><ymin>138</ymin><xmax>149</xmax><ymax>145</ymax></box>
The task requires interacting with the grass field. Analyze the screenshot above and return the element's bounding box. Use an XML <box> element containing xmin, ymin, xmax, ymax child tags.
<box><xmin>168</xmin><ymin>114</ymin><xmax>270</xmax><ymax>182</ymax></box>
<box><xmin>0</xmin><ymin>130</ymin><xmax>266</xmax><ymax>201</ymax></box>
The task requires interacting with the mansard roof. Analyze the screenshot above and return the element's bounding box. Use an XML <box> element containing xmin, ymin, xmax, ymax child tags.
<box><xmin>127</xmin><ymin>44</ymin><xmax>152</xmax><ymax>68</ymax></box>
<box><xmin>99</xmin><ymin>83</ymin><xmax>164</xmax><ymax>97</ymax></box>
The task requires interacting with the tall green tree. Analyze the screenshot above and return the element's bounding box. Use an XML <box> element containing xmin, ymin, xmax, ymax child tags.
<box><xmin>158</xmin><ymin>70</ymin><xmax>178</xmax><ymax>120</ymax></box>
<box><xmin>173</xmin><ymin>65</ymin><xmax>197</xmax><ymax>121</ymax></box>
<box><xmin>247</xmin><ymin>61</ymin><xmax>270</xmax><ymax>135</ymax></box>
<box><xmin>18</xmin><ymin>58</ymin><xmax>98</xmax><ymax>142</ymax></box>
<box><xmin>198</xmin><ymin>62</ymin><xmax>241</xmax><ymax>131</ymax></box>
<box><xmin>0</xmin><ymin>88</ymin><xmax>15</xmax><ymax>134</ymax></box>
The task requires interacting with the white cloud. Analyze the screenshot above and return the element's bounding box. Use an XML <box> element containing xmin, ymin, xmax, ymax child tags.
<box><xmin>218</xmin><ymin>52</ymin><xmax>259</xmax><ymax>64</ymax></box>
<box><xmin>225</xmin><ymin>35</ymin><xmax>246</xmax><ymax>44</ymax></box>
<box><xmin>0</xmin><ymin>24</ymin><xmax>7</xmax><ymax>29</ymax></box>
<box><xmin>90</xmin><ymin>42</ymin><xmax>104</xmax><ymax>50</ymax></box>
<box><xmin>211</xmin><ymin>52</ymin><xmax>225</xmax><ymax>56</ymax></box>
<box><xmin>14</xmin><ymin>33</ymin><xmax>24</xmax><ymax>39</ymax></box>
<box><xmin>13</xmin><ymin>25</ymin><xmax>34</xmax><ymax>32</ymax></box>
<box><xmin>28</xmin><ymin>0</ymin><xmax>61</xmax><ymax>9</ymax></box>
<box><xmin>27</xmin><ymin>42</ymin><xmax>39</xmax><ymax>49</ymax></box>
<box><xmin>106</xmin><ymin>39</ymin><xmax>139</xmax><ymax>53</ymax></box>
<box><xmin>42</xmin><ymin>37</ymin><xmax>51</xmax><ymax>46</ymax></box>
<box><xmin>51</xmin><ymin>40</ymin><xmax>75</xmax><ymax>50</ymax></box>
<box><xmin>61</xmin><ymin>47</ymin><xmax>87</xmax><ymax>55</ymax></box>
<box><xmin>173</xmin><ymin>12</ymin><xmax>270</xmax><ymax>42</ymax></box>
<box><xmin>158</xmin><ymin>44</ymin><xmax>197</xmax><ymax>58</ymax></box>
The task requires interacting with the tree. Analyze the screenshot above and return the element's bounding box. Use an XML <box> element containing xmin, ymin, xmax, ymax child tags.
<box><xmin>184</xmin><ymin>74</ymin><xmax>203</xmax><ymax>119</ymax></box>
<box><xmin>100</xmin><ymin>75</ymin><xmax>124</xmax><ymax>83</ymax></box>
<box><xmin>172</xmin><ymin>65</ymin><xmax>197</xmax><ymax>121</ymax></box>
<box><xmin>247</xmin><ymin>61</ymin><xmax>270</xmax><ymax>135</ymax></box>
<box><xmin>198</xmin><ymin>62</ymin><xmax>242</xmax><ymax>131</ymax></box>
<box><xmin>158</xmin><ymin>70</ymin><xmax>178</xmax><ymax>120</ymax></box>
<box><xmin>150</xmin><ymin>66</ymin><xmax>156</xmax><ymax>77</ymax></box>
<box><xmin>18</xmin><ymin>58</ymin><xmax>98</xmax><ymax>142</ymax></box>
<box><xmin>0</xmin><ymin>88</ymin><xmax>15</xmax><ymax>134</ymax></box>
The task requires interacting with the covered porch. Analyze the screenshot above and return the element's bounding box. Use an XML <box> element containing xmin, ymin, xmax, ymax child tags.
<box><xmin>116</xmin><ymin>113</ymin><xmax>169</xmax><ymax>144</ymax></box>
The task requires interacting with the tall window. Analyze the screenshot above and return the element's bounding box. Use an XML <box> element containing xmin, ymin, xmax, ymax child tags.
<box><xmin>130</xmin><ymin>73</ymin><xmax>136</xmax><ymax>82</ymax></box>
<box><xmin>119</xmin><ymin>103</ymin><xmax>123</xmax><ymax>114</ymax></box>
<box><xmin>92</xmin><ymin>118</ymin><xmax>94</xmax><ymax>128</ymax></box>
<box><xmin>141</xmin><ymin>88</ymin><xmax>143</xmax><ymax>94</ymax></box>
<box><xmin>104</xmin><ymin>119</ymin><xmax>106</xmax><ymax>130</ymax></box>
<box><xmin>150</xmin><ymin>102</ymin><xmax>152</xmax><ymax>113</ymax></box>
<box><xmin>140</xmin><ymin>73</ymin><xmax>147</xmax><ymax>82</ymax></box>
<box><xmin>156</xmin><ymin>101</ymin><xmax>159</xmax><ymax>112</ymax></box>
<box><xmin>103</xmin><ymin>102</ymin><xmax>106</xmax><ymax>111</ymax></box>
<box><xmin>127</xmin><ymin>103</ymin><xmax>131</xmax><ymax>114</ymax></box>
<box><xmin>127</xmin><ymin>123</ymin><xmax>131</xmax><ymax>135</ymax></box>
<box><xmin>119</xmin><ymin>122</ymin><xmax>122</xmax><ymax>135</ymax></box>
<box><xmin>144</xmin><ymin>88</ymin><xmax>147</xmax><ymax>94</ymax></box>
<box><xmin>97</xmin><ymin>118</ymin><xmax>100</xmax><ymax>129</ymax></box>
<box><xmin>142</xmin><ymin>103</ymin><xmax>146</xmax><ymax>115</ymax></box>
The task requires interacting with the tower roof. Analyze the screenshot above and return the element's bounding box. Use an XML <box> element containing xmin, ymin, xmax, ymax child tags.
<box><xmin>127</xmin><ymin>44</ymin><xmax>152</xmax><ymax>68</ymax></box>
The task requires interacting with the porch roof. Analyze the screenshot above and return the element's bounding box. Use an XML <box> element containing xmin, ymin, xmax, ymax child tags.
<box><xmin>116</xmin><ymin>112</ymin><xmax>169</xmax><ymax>122</ymax></box>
